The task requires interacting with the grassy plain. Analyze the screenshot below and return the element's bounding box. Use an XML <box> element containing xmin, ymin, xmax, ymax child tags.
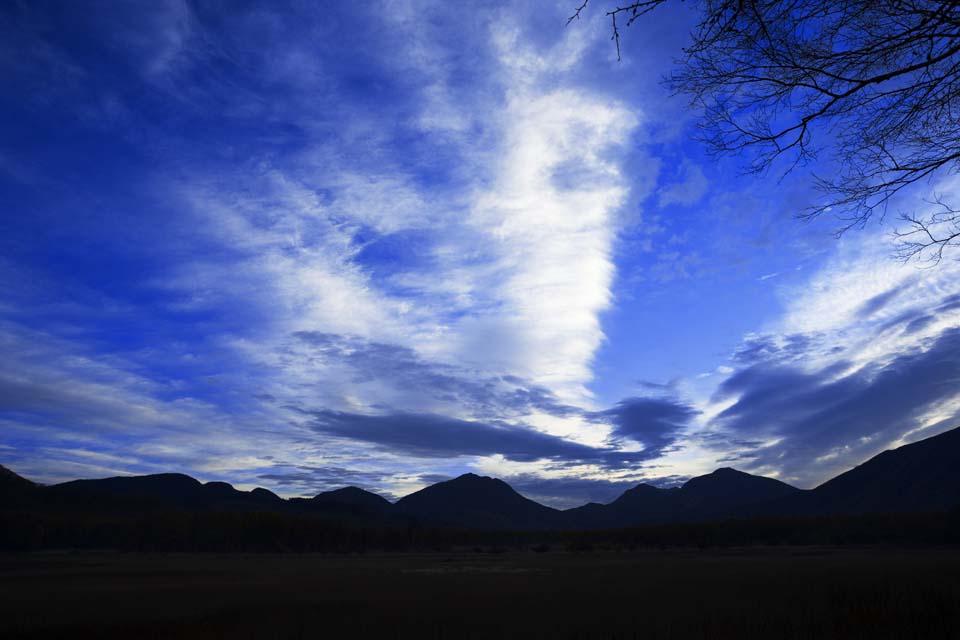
<box><xmin>2</xmin><ymin>547</ymin><xmax>959</xmax><ymax>639</ymax></box>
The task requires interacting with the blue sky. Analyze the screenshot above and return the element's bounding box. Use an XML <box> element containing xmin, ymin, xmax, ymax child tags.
<box><xmin>2</xmin><ymin>0</ymin><xmax>960</xmax><ymax>508</ymax></box>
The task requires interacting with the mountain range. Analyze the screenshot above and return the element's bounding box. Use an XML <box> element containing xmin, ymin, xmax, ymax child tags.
<box><xmin>2</xmin><ymin>425</ymin><xmax>959</xmax><ymax>530</ymax></box>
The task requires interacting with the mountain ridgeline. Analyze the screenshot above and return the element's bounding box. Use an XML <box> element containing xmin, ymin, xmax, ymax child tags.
<box><xmin>395</xmin><ymin>474</ymin><xmax>563</xmax><ymax>529</ymax></box>
<box><xmin>2</xmin><ymin>426</ymin><xmax>960</xmax><ymax>533</ymax></box>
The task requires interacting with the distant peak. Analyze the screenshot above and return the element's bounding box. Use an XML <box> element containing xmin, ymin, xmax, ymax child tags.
<box><xmin>321</xmin><ymin>486</ymin><xmax>367</xmax><ymax>494</ymax></box>
<box><xmin>683</xmin><ymin>469</ymin><xmax>741</xmax><ymax>487</ymax></box>
<box><xmin>82</xmin><ymin>472</ymin><xmax>201</xmax><ymax>486</ymax></box>
<box><xmin>312</xmin><ymin>485</ymin><xmax>390</xmax><ymax>507</ymax></box>
<box><xmin>143</xmin><ymin>472</ymin><xmax>202</xmax><ymax>484</ymax></box>
<box><xmin>0</xmin><ymin>464</ymin><xmax>34</xmax><ymax>487</ymax></box>
<box><xmin>250</xmin><ymin>487</ymin><xmax>280</xmax><ymax>500</ymax></box>
<box><xmin>628</xmin><ymin>482</ymin><xmax>663</xmax><ymax>492</ymax></box>
<box><xmin>712</xmin><ymin>467</ymin><xmax>747</xmax><ymax>476</ymax></box>
<box><xmin>687</xmin><ymin>468</ymin><xmax>752</xmax><ymax>484</ymax></box>
<box><xmin>456</xmin><ymin>473</ymin><xmax>488</xmax><ymax>480</ymax></box>
<box><xmin>448</xmin><ymin>473</ymin><xmax>503</xmax><ymax>485</ymax></box>
<box><xmin>680</xmin><ymin>467</ymin><xmax>798</xmax><ymax>496</ymax></box>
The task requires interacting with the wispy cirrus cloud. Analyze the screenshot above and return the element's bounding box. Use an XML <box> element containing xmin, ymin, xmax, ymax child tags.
<box><xmin>0</xmin><ymin>1</ymin><xmax>656</xmax><ymax>503</ymax></box>
<box><xmin>693</xmin><ymin>213</ymin><xmax>960</xmax><ymax>486</ymax></box>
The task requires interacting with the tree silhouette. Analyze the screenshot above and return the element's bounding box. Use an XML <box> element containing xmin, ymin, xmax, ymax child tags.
<box><xmin>570</xmin><ymin>0</ymin><xmax>960</xmax><ymax>262</ymax></box>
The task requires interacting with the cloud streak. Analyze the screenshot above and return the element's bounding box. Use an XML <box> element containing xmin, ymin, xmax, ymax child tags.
<box><xmin>714</xmin><ymin>327</ymin><xmax>960</xmax><ymax>484</ymax></box>
<box><xmin>307</xmin><ymin>410</ymin><xmax>603</xmax><ymax>463</ymax></box>
<box><xmin>700</xmin><ymin>223</ymin><xmax>960</xmax><ymax>486</ymax></box>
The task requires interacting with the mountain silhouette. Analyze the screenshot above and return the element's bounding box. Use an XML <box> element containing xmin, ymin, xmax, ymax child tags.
<box><xmin>48</xmin><ymin>473</ymin><xmax>283</xmax><ymax>511</ymax></box>
<box><xmin>289</xmin><ymin>486</ymin><xmax>394</xmax><ymax>520</ymax></box>
<box><xmin>0</xmin><ymin>464</ymin><xmax>34</xmax><ymax>490</ymax></box>
<box><xmin>202</xmin><ymin>481</ymin><xmax>282</xmax><ymax>507</ymax></box>
<box><xmin>777</xmin><ymin>426</ymin><xmax>960</xmax><ymax>517</ymax></box>
<box><xmin>565</xmin><ymin>483</ymin><xmax>677</xmax><ymax>528</ymax></box>
<box><xmin>311</xmin><ymin>486</ymin><xmax>392</xmax><ymax>510</ymax></box>
<box><xmin>250</xmin><ymin>487</ymin><xmax>283</xmax><ymax>503</ymax></box>
<box><xmin>565</xmin><ymin>468</ymin><xmax>799</xmax><ymax>528</ymax></box>
<box><xmin>395</xmin><ymin>473</ymin><xmax>562</xmax><ymax>529</ymax></box>
<box><xmin>0</xmin><ymin>464</ymin><xmax>36</xmax><ymax>506</ymax></box>
<box><xmin>53</xmin><ymin>473</ymin><xmax>204</xmax><ymax>501</ymax></box>
<box><xmin>677</xmin><ymin>467</ymin><xmax>799</xmax><ymax>515</ymax></box>
<box><xmin>3</xmin><ymin>425</ymin><xmax>959</xmax><ymax>532</ymax></box>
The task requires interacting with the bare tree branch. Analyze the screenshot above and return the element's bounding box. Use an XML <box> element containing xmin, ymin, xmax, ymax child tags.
<box><xmin>569</xmin><ymin>0</ymin><xmax>960</xmax><ymax>262</ymax></box>
<box><xmin>894</xmin><ymin>195</ymin><xmax>960</xmax><ymax>264</ymax></box>
<box><xmin>567</xmin><ymin>0</ymin><xmax>591</xmax><ymax>25</ymax></box>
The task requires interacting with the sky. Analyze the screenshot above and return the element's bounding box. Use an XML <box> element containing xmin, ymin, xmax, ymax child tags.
<box><xmin>2</xmin><ymin>0</ymin><xmax>959</xmax><ymax>508</ymax></box>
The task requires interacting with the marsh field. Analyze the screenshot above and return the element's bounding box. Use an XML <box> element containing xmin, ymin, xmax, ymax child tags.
<box><xmin>2</xmin><ymin>547</ymin><xmax>959</xmax><ymax>639</ymax></box>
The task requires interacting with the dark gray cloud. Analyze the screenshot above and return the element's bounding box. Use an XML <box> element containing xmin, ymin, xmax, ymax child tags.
<box><xmin>413</xmin><ymin>473</ymin><xmax>452</xmax><ymax>485</ymax></box>
<box><xmin>877</xmin><ymin>307</ymin><xmax>934</xmax><ymax>334</ymax></box>
<box><xmin>307</xmin><ymin>410</ymin><xmax>605</xmax><ymax>463</ymax></box>
<box><xmin>696</xmin><ymin>431</ymin><xmax>767</xmax><ymax>459</ymax></box>
<box><xmin>291</xmin><ymin>331</ymin><xmax>581</xmax><ymax>419</ymax></box>
<box><xmin>301</xmin><ymin>403</ymin><xmax>698</xmax><ymax>471</ymax></box>
<box><xmin>286</xmin><ymin>333</ymin><xmax>709</xmax><ymax>469</ymax></box>
<box><xmin>634</xmin><ymin>378</ymin><xmax>680</xmax><ymax>392</ymax></box>
<box><xmin>594</xmin><ymin>397</ymin><xmax>699</xmax><ymax>460</ymax></box>
<box><xmin>713</xmin><ymin>326</ymin><xmax>960</xmax><ymax>485</ymax></box>
<box><xmin>937</xmin><ymin>293</ymin><xmax>960</xmax><ymax>313</ymax></box>
<box><xmin>288</xmin><ymin>332</ymin><xmax>703</xmax><ymax>469</ymax></box>
<box><xmin>904</xmin><ymin>314</ymin><xmax>936</xmax><ymax>334</ymax></box>
<box><xmin>856</xmin><ymin>283</ymin><xmax>910</xmax><ymax>318</ymax></box>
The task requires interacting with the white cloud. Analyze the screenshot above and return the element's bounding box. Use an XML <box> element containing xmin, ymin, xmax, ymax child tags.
<box><xmin>776</xmin><ymin>230</ymin><xmax>960</xmax><ymax>373</ymax></box>
<box><xmin>1</xmin><ymin>3</ymin><xmax>652</xmax><ymax>500</ymax></box>
<box><xmin>160</xmin><ymin>13</ymin><xmax>640</xmax><ymax>415</ymax></box>
<box><xmin>657</xmin><ymin>159</ymin><xmax>708</xmax><ymax>208</ymax></box>
<box><xmin>419</xmin><ymin>17</ymin><xmax>640</xmax><ymax>407</ymax></box>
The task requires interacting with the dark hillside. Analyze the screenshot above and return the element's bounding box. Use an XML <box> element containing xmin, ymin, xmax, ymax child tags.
<box><xmin>395</xmin><ymin>473</ymin><xmax>562</xmax><ymax>529</ymax></box>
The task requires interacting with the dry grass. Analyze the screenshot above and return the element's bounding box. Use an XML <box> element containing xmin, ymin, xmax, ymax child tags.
<box><xmin>2</xmin><ymin>547</ymin><xmax>959</xmax><ymax>639</ymax></box>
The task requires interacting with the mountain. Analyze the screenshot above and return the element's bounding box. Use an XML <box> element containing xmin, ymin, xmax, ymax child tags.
<box><xmin>0</xmin><ymin>464</ymin><xmax>37</xmax><ymax>506</ymax></box>
<box><xmin>2</xmin><ymin>425</ymin><xmax>958</xmax><ymax>532</ymax></box>
<box><xmin>789</xmin><ymin>426</ymin><xmax>960</xmax><ymax>516</ymax></box>
<box><xmin>395</xmin><ymin>473</ymin><xmax>562</xmax><ymax>529</ymax></box>
<box><xmin>47</xmin><ymin>473</ymin><xmax>284</xmax><ymax>511</ymax></box>
<box><xmin>202</xmin><ymin>481</ymin><xmax>282</xmax><ymax>507</ymax></box>
<box><xmin>0</xmin><ymin>464</ymin><xmax>34</xmax><ymax>490</ymax></box>
<box><xmin>565</xmin><ymin>483</ymin><xmax>678</xmax><ymax>528</ymax></box>
<box><xmin>288</xmin><ymin>486</ymin><xmax>394</xmax><ymax>519</ymax></box>
<box><xmin>605</xmin><ymin>483</ymin><xmax>681</xmax><ymax>522</ymax></box>
<box><xmin>250</xmin><ymin>487</ymin><xmax>283</xmax><ymax>503</ymax></box>
<box><xmin>566</xmin><ymin>469</ymin><xmax>799</xmax><ymax>528</ymax></box>
<box><xmin>677</xmin><ymin>467</ymin><xmax>799</xmax><ymax>516</ymax></box>
<box><xmin>310</xmin><ymin>486</ymin><xmax>392</xmax><ymax>511</ymax></box>
<box><xmin>52</xmin><ymin>473</ymin><xmax>204</xmax><ymax>502</ymax></box>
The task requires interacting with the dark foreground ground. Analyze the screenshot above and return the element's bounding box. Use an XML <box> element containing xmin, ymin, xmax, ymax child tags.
<box><xmin>2</xmin><ymin>547</ymin><xmax>959</xmax><ymax>639</ymax></box>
